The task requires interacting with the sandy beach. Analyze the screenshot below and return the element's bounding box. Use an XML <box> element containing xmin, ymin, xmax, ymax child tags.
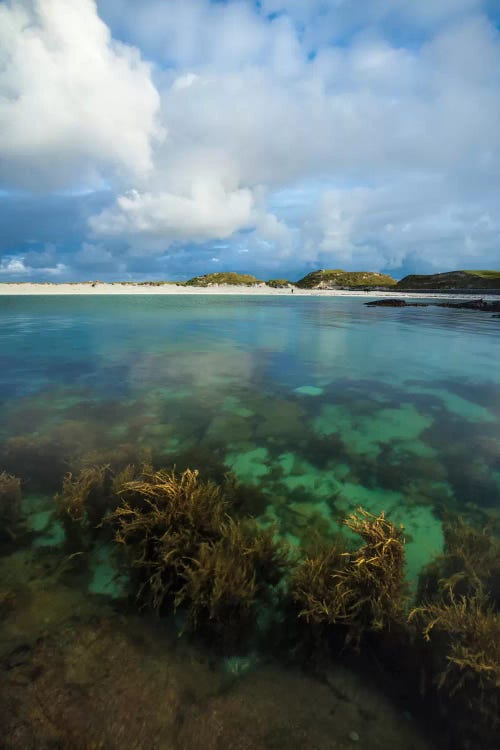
<box><xmin>1</xmin><ymin>282</ymin><xmax>499</xmax><ymax>300</ymax></box>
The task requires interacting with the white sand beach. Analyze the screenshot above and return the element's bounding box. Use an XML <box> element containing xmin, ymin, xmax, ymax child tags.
<box><xmin>1</xmin><ymin>282</ymin><xmax>499</xmax><ymax>300</ymax></box>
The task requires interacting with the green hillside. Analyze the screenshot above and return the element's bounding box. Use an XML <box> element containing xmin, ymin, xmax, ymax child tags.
<box><xmin>396</xmin><ymin>270</ymin><xmax>500</xmax><ymax>290</ymax></box>
<box><xmin>266</xmin><ymin>279</ymin><xmax>292</xmax><ymax>288</ymax></box>
<box><xmin>185</xmin><ymin>272</ymin><xmax>263</xmax><ymax>286</ymax></box>
<box><xmin>296</xmin><ymin>269</ymin><xmax>397</xmax><ymax>289</ymax></box>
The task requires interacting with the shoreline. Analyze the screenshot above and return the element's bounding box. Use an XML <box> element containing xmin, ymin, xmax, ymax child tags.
<box><xmin>1</xmin><ymin>282</ymin><xmax>500</xmax><ymax>300</ymax></box>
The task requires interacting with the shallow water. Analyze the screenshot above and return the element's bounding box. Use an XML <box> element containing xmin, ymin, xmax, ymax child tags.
<box><xmin>1</xmin><ymin>294</ymin><xmax>499</xmax><ymax>748</ymax></box>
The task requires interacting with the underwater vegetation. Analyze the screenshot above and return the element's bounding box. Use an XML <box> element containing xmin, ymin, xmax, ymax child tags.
<box><xmin>417</xmin><ymin>516</ymin><xmax>500</xmax><ymax>605</ymax></box>
<box><xmin>55</xmin><ymin>463</ymin><xmax>150</xmax><ymax>552</ymax></box>
<box><xmin>111</xmin><ymin>467</ymin><xmax>229</xmax><ymax>610</ymax></box>
<box><xmin>412</xmin><ymin>592</ymin><xmax>500</xmax><ymax>741</ymax></box>
<box><xmin>111</xmin><ymin>468</ymin><xmax>290</xmax><ymax>643</ymax></box>
<box><xmin>0</xmin><ymin>471</ymin><xmax>22</xmax><ymax>542</ymax></box>
<box><xmin>57</xmin><ymin>466</ymin><xmax>111</xmax><ymax>526</ymax></box>
<box><xmin>5</xmin><ymin>438</ymin><xmax>500</xmax><ymax>750</ymax></box>
<box><xmin>292</xmin><ymin>509</ymin><xmax>408</xmax><ymax>646</ymax></box>
<box><xmin>177</xmin><ymin>518</ymin><xmax>289</xmax><ymax>640</ymax></box>
<box><xmin>411</xmin><ymin>517</ymin><xmax>500</xmax><ymax>749</ymax></box>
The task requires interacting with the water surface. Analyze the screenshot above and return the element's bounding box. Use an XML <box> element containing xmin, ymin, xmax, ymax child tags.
<box><xmin>1</xmin><ymin>294</ymin><xmax>499</xmax><ymax>748</ymax></box>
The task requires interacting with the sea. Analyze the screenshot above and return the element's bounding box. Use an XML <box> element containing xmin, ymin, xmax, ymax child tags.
<box><xmin>1</xmin><ymin>293</ymin><xmax>499</xmax><ymax>749</ymax></box>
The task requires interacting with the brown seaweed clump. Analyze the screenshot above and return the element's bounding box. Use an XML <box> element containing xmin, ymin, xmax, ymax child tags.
<box><xmin>55</xmin><ymin>465</ymin><xmax>113</xmax><ymax>547</ymax></box>
<box><xmin>410</xmin><ymin>592</ymin><xmax>500</xmax><ymax>744</ymax></box>
<box><xmin>177</xmin><ymin>519</ymin><xmax>289</xmax><ymax>639</ymax></box>
<box><xmin>111</xmin><ymin>468</ymin><xmax>229</xmax><ymax>610</ymax></box>
<box><xmin>411</xmin><ymin>517</ymin><xmax>500</xmax><ymax>749</ymax></box>
<box><xmin>0</xmin><ymin>471</ymin><xmax>22</xmax><ymax>541</ymax></box>
<box><xmin>418</xmin><ymin>516</ymin><xmax>500</xmax><ymax>606</ymax></box>
<box><xmin>111</xmin><ymin>468</ymin><xmax>290</xmax><ymax>640</ymax></box>
<box><xmin>292</xmin><ymin>508</ymin><xmax>408</xmax><ymax>646</ymax></box>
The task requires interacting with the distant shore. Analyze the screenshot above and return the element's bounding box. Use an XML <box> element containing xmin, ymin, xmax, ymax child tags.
<box><xmin>1</xmin><ymin>282</ymin><xmax>500</xmax><ymax>300</ymax></box>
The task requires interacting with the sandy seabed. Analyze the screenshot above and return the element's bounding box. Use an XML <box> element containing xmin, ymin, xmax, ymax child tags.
<box><xmin>1</xmin><ymin>282</ymin><xmax>499</xmax><ymax>300</ymax></box>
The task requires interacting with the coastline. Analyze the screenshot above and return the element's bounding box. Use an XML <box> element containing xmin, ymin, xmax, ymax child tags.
<box><xmin>1</xmin><ymin>282</ymin><xmax>500</xmax><ymax>300</ymax></box>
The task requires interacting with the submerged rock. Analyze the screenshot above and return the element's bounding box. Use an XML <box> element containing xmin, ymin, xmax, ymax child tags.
<box><xmin>177</xmin><ymin>664</ymin><xmax>434</xmax><ymax>750</ymax></box>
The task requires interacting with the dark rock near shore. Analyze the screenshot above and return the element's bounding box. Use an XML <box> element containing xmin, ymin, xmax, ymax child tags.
<box><xmin>365</xmin><ymin>298</ymin><xmax>407</xmax><ymax>307</ymax></box>
<box><xmin>366</xmin><ymin>298</ymin><xmax>500</xmax><ymax>313</ymax></box>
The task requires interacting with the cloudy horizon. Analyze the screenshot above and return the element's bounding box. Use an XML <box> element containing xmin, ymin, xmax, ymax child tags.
<box><xmin>1</xmin><ymin>0</ymin><xmax>499</xmax><ymax>281</ymax></box>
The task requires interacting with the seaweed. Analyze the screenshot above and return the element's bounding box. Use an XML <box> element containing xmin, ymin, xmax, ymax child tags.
<box><xmin>111</xmin><ymin>468</ymin><xmax>290</xmax><ymax>640</ymax></box>
<box><xmin>292</xmin><ymin>508</ymin><xmax>408</xmax><ymax>646</ymax></box>
<box><xmin>75</xmin><ymin>443</ymin><xmax>153</xmax><ymax>476</ymax></box>
<box><xmin>412</xmin><ymin>516</ymin><xmax>500</xmax><ymax>749</ymax></box>
<box><xmin>56</xmin><ymin>465</ymin><xmax>114</xmax><ymax>547</ymax></box>
<box><xmin>176</xmin><ymin>521</ymin><xmax>259</xmax><ymax>638</ymax></box>
<box><xmin>111</xmin><ymin>468</ymin><xmax>229</xmax><ymax>611</ymax></box>
<box><xmin>176</xmin><ymin>519</ymin><xmax>291</xmax><ymax>642</ymax></box>
<box><xmin>417</xmin><ymin>516</ymin><xmax>500</xmax><ymax>606</ymax></box>
<box><xmin>0</xmin><ymin>471</ymin><xmax>22</xmax><ymax>541</ymax></box>
<box><xmin>410</xmin><ymin>592</ymin><xmax>500</xmax><ymax>744</ymax></box>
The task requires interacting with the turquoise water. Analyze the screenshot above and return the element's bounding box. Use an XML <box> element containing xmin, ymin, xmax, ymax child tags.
<box><xmin>1</xmin><ymin>295</ymin><xmax>500</xmax><ymax>576</ymax></box>
<box><xmin>1</xmin><ymin>294</ymin><xmax>499</xmax><ymax>748</ymax></box>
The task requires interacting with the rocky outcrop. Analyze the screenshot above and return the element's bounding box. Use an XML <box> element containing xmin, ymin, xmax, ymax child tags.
<box><xmin>366</xmin><ymin>298</ymin><xmax>500</xmax><ymax>313</ymax></box>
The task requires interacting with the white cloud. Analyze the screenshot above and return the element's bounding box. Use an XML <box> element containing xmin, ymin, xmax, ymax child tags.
<box><xmin>99</xmin><ymin>0</ymin><xmax>302</xmax><ymax>73</ymax></box>
<box><xmin>304</xmin><ymin>177</ymin><xmax>500</xmax><ymax>271</ymax></box>
<box><xmin>0</xmin><ymin>257</ymin><xmax>30</xmax><ymax>275</ymax></box>
<box><xmin>0</xmin><ymin>0</ymin><xmax>163</xmax><ymax>191</ymax></box>
<box><xmin>2</xmin><ymin>0</ymin><xmax>500</xmax><ymax>275</ymax></box>
<box><xmin>0</xmin><ymin>255</ymin><xmax>67</xmax><ymax>276</ymax></box>
<box><xmin>89</xmin><ymin>180</ymin><xmax>256</xmax><ymax>245</ymax></box>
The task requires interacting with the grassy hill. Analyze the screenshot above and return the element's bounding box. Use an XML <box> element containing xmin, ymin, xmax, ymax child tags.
<box><xmin>185</xmin><ymin>272</ymin><xmax>263</xmax><ymax>286</ymax></box>
<box><xmin>266</xmin><ymin>279</ymin><xmax>292</xmax><ymax>288</ymax></box>
<box><xmin>296</xmin><ymin>269</ymin><xmax>397</xmax><ymax>289</ymax></box>
<box><xmin>396</xmin><ymin>270</ymin><xmax>500</xmax><ymax>290</ymax></box>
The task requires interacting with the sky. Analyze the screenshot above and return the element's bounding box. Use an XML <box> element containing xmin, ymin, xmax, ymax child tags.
<box><xmin>1</xmin><ymin>0</ymin><xmax>500</xmax><ymax>282</ymax></box>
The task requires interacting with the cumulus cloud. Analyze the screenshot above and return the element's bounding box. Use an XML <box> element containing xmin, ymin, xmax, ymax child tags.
<box><xmin>89</xmin><ymin>181</ymin><xmax>256</xmax><ymax>244</ymax></box>
<box><xmin>0</xmin><ymin>254</ymin><xmax>67</xmax><ymax>277</ymax></box>
<box><xmin>0</xmin><ymin>257</ymin><xmax>30</xmax><ymax>275</ymax></box>
<box><xmin>303</xmin><ymin>178</ymin><xmax>500</xmax><ymax>272</ymax></box>
<box><xmin>0</xmin><ymin>0</ymin><xmax>162</xmax><ymax>191</ymax></box>
<box><xmin>2</xmin><ymin>0</ymin><xmax>500</xmax><ymax>277</ymax></box>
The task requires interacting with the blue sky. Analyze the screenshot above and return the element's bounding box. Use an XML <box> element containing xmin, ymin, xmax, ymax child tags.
<box><xmin>1</xmin><ymin>0</ymin><xmax>499</xmax><ymax>281</ymax></box>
